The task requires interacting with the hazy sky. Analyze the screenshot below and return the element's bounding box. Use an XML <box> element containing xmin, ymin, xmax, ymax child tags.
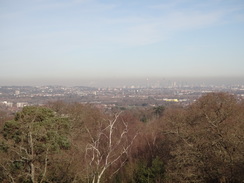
<box><xmin>0</xmin><ymin>0</ymin><xmax>244</xmax><ymax>85</ymax></box>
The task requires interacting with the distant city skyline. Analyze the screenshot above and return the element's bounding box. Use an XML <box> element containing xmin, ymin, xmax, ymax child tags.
<box><xmin>0</xmin><ymin>76</ymin><xmax>244</xmax><ymax>88</ymax></box>
<box><xmin>1</xmin><ymin>0</ymin><xmax>244</xmax><ymax>86</ymax></box>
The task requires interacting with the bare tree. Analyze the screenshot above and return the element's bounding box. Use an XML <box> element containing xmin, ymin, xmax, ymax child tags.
<box><xmin>163</xmin><ymin>93</ymin><xmax>244</xmax><ymax>183</ymax></box>
<box><xmin>85</xmin><ymin>112</ymin><xmax>138</xmax><ymax>183</ymax></box>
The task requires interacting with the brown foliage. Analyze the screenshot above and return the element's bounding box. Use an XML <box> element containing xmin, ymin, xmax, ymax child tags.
<box><xmin>1</xmin><ymin>93</ymin><xmax>243</xmax><ymax>182</ymax></box>
<box><xmin>163</xmin><ymin>93</ymin><xmax>244</xmax><ymax>183</ymax></box>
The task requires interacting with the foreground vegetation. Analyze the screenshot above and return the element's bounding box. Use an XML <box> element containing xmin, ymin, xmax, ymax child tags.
<box><xmin>0</xmin><ymin>92</ymin><xmax>243</xmax><ymax>183</ymax></box>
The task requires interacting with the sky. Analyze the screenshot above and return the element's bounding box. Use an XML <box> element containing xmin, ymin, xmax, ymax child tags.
<box><xmin>0</xmin><ymin>0</ymin><xmax>244</xmax><ymax>86</ymax></box>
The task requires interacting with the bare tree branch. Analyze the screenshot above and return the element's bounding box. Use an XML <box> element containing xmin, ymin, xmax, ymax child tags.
<box><xmin>85</xmin><ymin>112</ymin><xmax>137</xmax><ymax>183</ymax></box>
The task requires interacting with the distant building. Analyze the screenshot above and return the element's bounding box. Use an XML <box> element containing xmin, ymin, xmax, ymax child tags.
<box><xmin>15</xmin><ymin>90</ymin><xmax>20</xmax><ymax>95</ymax></box>
<box><xmin>163</xmin><ymin>98</ymin><xmax>179</xmax><ymax>102</ymax></box>
<box><xmin>1</xmin><ymin>101</ymin><xmax>13</xmax><ymax>107</ymax></box>
<box><xmin>17</xmin><ymin>102</ymin><xmax>28</xmax><ymax>108</ymax></box>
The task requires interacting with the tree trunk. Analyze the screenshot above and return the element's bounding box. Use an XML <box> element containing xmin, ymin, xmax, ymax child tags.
<box><xmin>29</xmin><ymin>132</ymin><xmax>36</xmax><ymax>183</ymax></box>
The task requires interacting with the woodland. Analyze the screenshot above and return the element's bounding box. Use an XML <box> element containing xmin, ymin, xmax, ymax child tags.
<box><xmin>0</xmin><ymin>92</ymin><xmax>243</xmax><ymax>183</ymax></box>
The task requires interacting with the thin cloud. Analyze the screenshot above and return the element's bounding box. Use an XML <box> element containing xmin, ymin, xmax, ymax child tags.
<box><xmin>149</xmin><ymin>0</ymin><xmax>182</xmax><ymax>10</ymax></box>
<box><xmin>93</xmin><ymin>10</ymin><xmax>224</xmax><ymax>47</ymax></box>
<box><xmin>96</xmin><ymin>1</ymin><xmax>243</xmax><ymax>47</ymax></box>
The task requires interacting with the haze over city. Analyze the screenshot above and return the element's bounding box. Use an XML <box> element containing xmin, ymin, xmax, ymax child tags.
<box><xmin>1</xmin><ymin>0</ymin><xmax>244</xmax><ymax>86</ymax></box>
